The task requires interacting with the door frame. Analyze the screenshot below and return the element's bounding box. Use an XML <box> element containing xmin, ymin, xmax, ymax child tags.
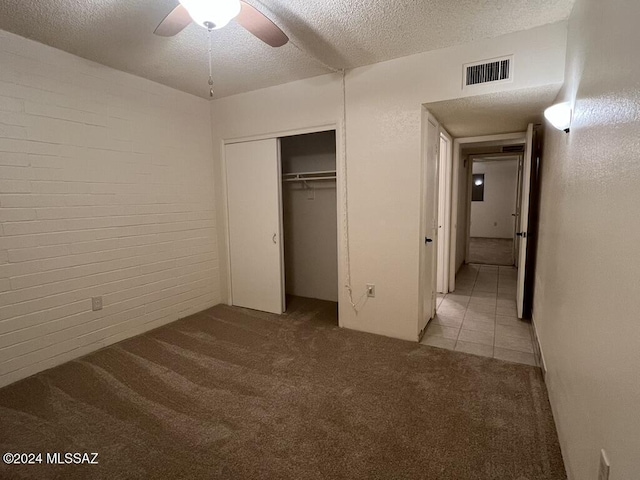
<box><xmin>449</xmin><ymin>132</ymin><xmax>526</xmax><ymax>292</ymax></box>
<box><xmin>221</xmin><ymin>123</ymin><xmax>343</xmax><ymax>325</ymax></box>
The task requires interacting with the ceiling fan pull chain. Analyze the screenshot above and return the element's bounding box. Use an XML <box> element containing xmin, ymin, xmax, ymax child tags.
<box><xmin>207</xmin><ymin>26</ymin><xmax>214</xmax><ymax>97</ymax></box>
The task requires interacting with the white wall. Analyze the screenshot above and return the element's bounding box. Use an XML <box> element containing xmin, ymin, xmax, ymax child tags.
<box><xmin>212</xmin><ymin>22</ymin><xmax>567</xmax><ymax>342</ymax></box>
<box><xmin>281</xmin><ymin>132</ymin><xmax>338</xmax><ymax>302</ymax></box>
<box><xmin>0</xmin><ymin>31</ymin><xmax>219</xmax><ymax>388</ymax></box>
<box><xmin>533</xmin><ymin>1</ymin><xmax>640</xmax><ymax>479</ymax></box>
<box><xmin>470</xmin><ymin>159</ymin><xmax>518</xmax><ymax>238</ymax></box>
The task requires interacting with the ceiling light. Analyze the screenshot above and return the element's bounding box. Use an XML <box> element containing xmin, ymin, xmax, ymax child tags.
<box><xmin>475</xmin><ymin>179</ymin><xmax>483</xmax><ymax>186</ymax></box>
<box><xmin>544</xmin><ymin>102</ymin><xmax>572</xmax><ymax>133</ymax></box>
<box><xmin>179</xmin><ymin>0</ymin><xmax>241</xmax><ymax>30</ymax></box>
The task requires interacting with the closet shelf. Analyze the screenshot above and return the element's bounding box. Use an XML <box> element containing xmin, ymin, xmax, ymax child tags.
<box><xmin>282</xmin><ymin>170</ymin><xmax>336</xmax><ymax>182</ymax></box>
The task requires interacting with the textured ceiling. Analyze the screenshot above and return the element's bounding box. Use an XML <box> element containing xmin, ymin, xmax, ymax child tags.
<box><xmin>425</xmin><ymin>85</ymin><xmax>563</xmax><ymax>137</ymax></box>
<box><xmin>0</xmin><ymin>0</ymin><xmax>574</xmax><ymax>99</ymax></box>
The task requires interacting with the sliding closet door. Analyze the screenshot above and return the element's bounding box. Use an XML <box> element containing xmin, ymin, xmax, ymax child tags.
<box><xmin>226</xmin><ymin>139</ymin><xmax>284</xmax><ymax>314</ymax></box>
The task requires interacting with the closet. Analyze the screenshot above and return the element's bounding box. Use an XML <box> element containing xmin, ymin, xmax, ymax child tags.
<box><xmin>281</xmin><ymin>131</ymin><xmax>338</xmax><ymax>304</ymax></box>
<box><xmin>225</xmin><ymin>130</ymin><xmax>338</xmax><ymax>315</ymax></box>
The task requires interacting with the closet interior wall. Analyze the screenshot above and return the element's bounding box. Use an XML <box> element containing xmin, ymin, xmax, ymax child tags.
<box><xmin>280</xmin><ymin>131</ymin><xmax>338</xmax><ymax>303</ymax></box>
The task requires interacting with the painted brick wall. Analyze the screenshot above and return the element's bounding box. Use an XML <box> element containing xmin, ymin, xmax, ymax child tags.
<box><xmin>0</xmin><ymin>30</ymin><xmax>220</xmax><ymax>387</ymax></box>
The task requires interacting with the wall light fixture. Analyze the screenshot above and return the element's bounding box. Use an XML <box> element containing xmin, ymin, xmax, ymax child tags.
<box><xmin>544</xmin><ymin>102</ymin><xmax>572</xmax><ymax>133</ymax></box>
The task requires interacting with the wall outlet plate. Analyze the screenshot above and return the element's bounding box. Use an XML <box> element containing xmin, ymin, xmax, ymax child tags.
<box><xmin>92</xmin><ymin>296</ymin><xmax>103</xmax><ymax>311</ymax></box>
<box><xmin>366</xmin><ymin>284</ymin><xmax>375</xmax><ymax>298</ymax></box>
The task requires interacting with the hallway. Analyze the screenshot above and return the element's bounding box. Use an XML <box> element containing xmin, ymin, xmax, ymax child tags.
<box><xmin>421</xmin><ymin>264</ymin><xmax>536</xmax><ymax>366</ymax></box>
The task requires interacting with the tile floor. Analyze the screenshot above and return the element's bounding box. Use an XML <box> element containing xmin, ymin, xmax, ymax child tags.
<box><xmin>420</xmin><ymin>264</ymin><xmax>538</xmax><ymax>366</ymax></box>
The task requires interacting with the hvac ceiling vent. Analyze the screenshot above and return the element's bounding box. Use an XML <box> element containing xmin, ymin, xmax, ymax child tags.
<box><xmin>463</xmin><ymin>55</ymin><xmax>513</xmax><ymax>88</ymax></box>
<box><xmin>502</xmin><ymin>145</ymin><xmax>525</xmax><ymax>153</ymax></box>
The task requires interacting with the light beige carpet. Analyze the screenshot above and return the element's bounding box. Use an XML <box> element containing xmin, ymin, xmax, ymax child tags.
<box><xmin>469</xmin><ymin>237</ymin><xmax>515</xmax><ymax>266</ymax></box>
<box><xmin>0</xmin><ymin>296</ymin><xmax>565</xmax><ymax>479</ymax></box>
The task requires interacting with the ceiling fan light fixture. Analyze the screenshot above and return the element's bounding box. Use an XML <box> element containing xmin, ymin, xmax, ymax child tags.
<box><xmin>179</xmin><ymin>0</ymin><xmax>241</xmax><ymax>30</ymax></box>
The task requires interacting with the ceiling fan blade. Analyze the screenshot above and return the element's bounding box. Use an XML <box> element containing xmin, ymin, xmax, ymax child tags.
<box><xmin>154</xmin><ymin>4</ymin><xmax>192</xmax><ymax>37</ymax></box>
<box><xmin>236</xmin><ymin>1</ymin><xmax>289</xmax><ymax>47</ymax></box>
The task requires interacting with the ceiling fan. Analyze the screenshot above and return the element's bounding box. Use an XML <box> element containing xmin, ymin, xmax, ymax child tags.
<box><xmin>154</xmin><ymin>0</ymin><xmax>289</xmax><ymax>47</ymax></box>
<box><xmin>154</xmin><ymin>0</ymin><xmax>288</xmax><ymax>97</ymax></box>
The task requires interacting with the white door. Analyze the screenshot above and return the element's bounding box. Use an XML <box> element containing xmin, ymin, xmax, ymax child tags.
<box><xmin>513</xmin><ymin>154</ymin><xmax>524</xmax><ymax>267</ymax></box>
<box><xmin>436</xmin><ymin>132</ymin><xmax>452</xmax><ymax>294</ymax></box>
<box><xmin>419</xmin><ymin>113</ymin><xmax>440</xmax><ymax>335</ymax></box>
<box><xmin>436</xmin><ymin>135</ymin><xmax>449</xmax><ymax>293</ymax></box>
<box><xmin>226</xmin><ymin>139</ymin><xmax>285</xmax><ymax>314</ymax></box>
<box><xmin>516</xmin><ymin>124</ymin><xmax>533</xmax><ymax>318</ymax></box>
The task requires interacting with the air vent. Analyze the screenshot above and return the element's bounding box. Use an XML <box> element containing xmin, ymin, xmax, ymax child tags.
<box><xmin>502</xmin><ymin>145</ymin><xmax>524</xmax><ymax>153</ymax></box>
<box><xmin>463</xmin><ymin>56</ymin><xmax>513</xmax><ymax>88</ymax></box>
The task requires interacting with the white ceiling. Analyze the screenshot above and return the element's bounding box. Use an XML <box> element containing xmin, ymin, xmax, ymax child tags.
<box><xmin>0</xmin><ymin>0</ymin><xmax>575</xmax><ymax>99</ymax></box>
<box><xmin>425</xmin><ymin>85</ymin><xmax>563</xmax><ymax>137</ymax></box>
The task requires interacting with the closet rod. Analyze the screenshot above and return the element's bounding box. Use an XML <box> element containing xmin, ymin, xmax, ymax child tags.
<box><xmin>282</xmin><ymin>170</ymin><xmax>337</xmax><ymax>182</ymax></box>
<box><xmin>282</xmin><ymin>170</ymin><xmax>336</xmax><ymax>177</ymax></box>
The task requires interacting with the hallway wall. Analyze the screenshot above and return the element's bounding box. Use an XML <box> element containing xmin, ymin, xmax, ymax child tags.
<box><xmin>533</xmin><ymin>0</ymin><xmax>640</xmax><ymax>478</ymax></box>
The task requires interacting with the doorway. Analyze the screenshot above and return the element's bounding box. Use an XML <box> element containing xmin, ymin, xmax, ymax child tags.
<box><xmin>281</xmin><ymin>132</ymin><xmax>338</xmax><ymax>305</ymax></box>
<box><xmin>466</xmin><ymin>154</ymin><xmax>521</xmax><ymax>266</ymax></box>
<box><xmin>447</xmin><ymin>131</ymin><xmax>536</xmax><ymax>318</ymax></box>
<box><xmin>420</xmin><ymin>127</ymin><xmax>541</xmax><ymax>365</ymax></box>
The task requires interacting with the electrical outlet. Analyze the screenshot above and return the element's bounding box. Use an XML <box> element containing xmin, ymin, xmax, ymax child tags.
<box><xmin>366</xmin><ymin>284</ymin><xmax>375</xmax><ymax>298</ymax></box>
<box><xmin>598</xmin><ymin>450</ymin><xmax>610</xmax><ymax>480</ymax></box>
<box><xmin>91</xmin><ymin>296</ymin><xmax>103</xmax><ymax>311</ymax></box>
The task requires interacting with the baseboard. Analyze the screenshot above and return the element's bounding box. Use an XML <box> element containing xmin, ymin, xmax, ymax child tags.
<box><xmin>417</xmin><ymin>318</ymin><xmax>431</xmax><ymax>342</ymax></box>
<box><xmin>531</xmin><ymin>313</ymin><xmax>547</xmax><ymax>379</ymax></box>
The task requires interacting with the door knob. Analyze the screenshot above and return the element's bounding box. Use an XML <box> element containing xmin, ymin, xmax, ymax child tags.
<box><xmin>425</xmin><ymin>237</ymin><xmax>433</xmax><ymax>243</ymax></box>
